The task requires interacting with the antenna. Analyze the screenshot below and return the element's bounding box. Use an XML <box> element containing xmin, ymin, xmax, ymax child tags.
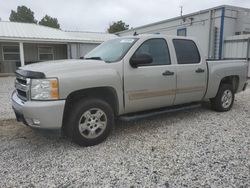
<box><xmin>180</xmin><ymin>6</ymin><xmax>183</xmax><ymax>17</ymax></box>
<box><xmin>180</xmin><ymin>5</ymin><xmax>185</xmax><ymax>22</ymax></box>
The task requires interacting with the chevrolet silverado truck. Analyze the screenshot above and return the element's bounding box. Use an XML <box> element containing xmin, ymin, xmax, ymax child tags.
<box><xmin>12</xmin><ymin>35</ymin><xmax>248</xmax><ymax>146</ymax></box>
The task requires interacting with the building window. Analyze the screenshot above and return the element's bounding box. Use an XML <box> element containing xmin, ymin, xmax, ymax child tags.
<box><xmin>177</xmin><ymin>28</ymin><xmax>187</xmax><ymax>36</ymax></box>
<box><xmin>38</xmin><ymin>47</ymin><xmax>54</xmax><ymax>61</ymax></box>
<box><xmin>2</xmin><ymin>46</ymin><xmax>20</xmax><ymax>61</ymax></box>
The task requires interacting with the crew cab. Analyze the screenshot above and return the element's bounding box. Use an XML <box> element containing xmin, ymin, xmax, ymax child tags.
<box><xmin>12</xmin><ymin>35</ymin><xmax>248</xmax><ymax>146</ymax></box>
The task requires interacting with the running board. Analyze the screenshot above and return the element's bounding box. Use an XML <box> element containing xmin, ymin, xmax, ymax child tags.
<box><xmin>119</xmin><ymin>103</ymin><xmax>201</xmax><ymax>121</ymax></box>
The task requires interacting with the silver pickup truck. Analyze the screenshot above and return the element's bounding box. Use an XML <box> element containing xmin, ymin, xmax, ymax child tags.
<box><xmin>12</xmin><ymin>35</ymin><xmax>248</xmax><ymax>146</ymax></box>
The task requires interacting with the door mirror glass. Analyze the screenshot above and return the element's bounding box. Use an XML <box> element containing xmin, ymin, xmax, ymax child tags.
<box><xmin>130</xmin><ymin>53</ymin><xmax>153</xmax><ymax>68</ymax></box>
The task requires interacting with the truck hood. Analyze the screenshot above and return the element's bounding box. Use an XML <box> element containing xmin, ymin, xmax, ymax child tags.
<box><xmin>19</xmin><ymin>59</ymin><xmax>109</xmax><ymax>77</ymax></box>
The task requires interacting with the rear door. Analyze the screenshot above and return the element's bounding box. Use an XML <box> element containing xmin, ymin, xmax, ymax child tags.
<box><xmin>123</xmin><ymin>38</ymin><xmax>176</xmax><ymax>113</ymax></box>
<box><xmin>172</xmin><ymin>39</ymin><xmax>207</xmax><ymax>105</ymax></box>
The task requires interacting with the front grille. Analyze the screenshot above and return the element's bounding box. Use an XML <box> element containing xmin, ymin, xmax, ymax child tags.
<box><xmin>17</xmin><ymin>90</ymin><xmax>27</xmax><ymax>100</ymax></box>
<box><xmin>16</xmin><ymin>77</ymin><xmax>27</xmax><ymax>85</ymax></box>
<box><xmin>15</xmin><ymin>74</ymin><xmax>30</xmax><ymax>101</ymax></box>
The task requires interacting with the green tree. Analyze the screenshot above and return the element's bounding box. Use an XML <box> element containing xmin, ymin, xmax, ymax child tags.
<box><xmin>39</xmin><ymin>15</ymin><xmax>60</xmax><ymax>29</ymax></box>
<box><xmin>107</xmin><ymin>20</ymin><xmax>129</xmax><ymax>33</ymax></box>
<box><xmin>9</xmin><ymin>6</ymin><xmax>37</xmax><ymax>23</ymax></box>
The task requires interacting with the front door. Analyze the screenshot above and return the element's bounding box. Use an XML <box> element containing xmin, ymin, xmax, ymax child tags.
<box><xmin>124</xmin><ymin>38</ymin><xmax>176</xmax><ymax>113</ymax></box>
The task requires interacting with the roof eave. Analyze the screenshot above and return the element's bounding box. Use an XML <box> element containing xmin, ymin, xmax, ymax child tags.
<box><xmin>0</xmin><ymin>37</ymin><xmax>103</xmax><ymax>44</ymax></box>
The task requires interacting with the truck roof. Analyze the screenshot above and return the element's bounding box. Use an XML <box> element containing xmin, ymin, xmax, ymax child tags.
<box><xmin>119</xmin><ymin>34</ymin><xmax>197</xmax><ymax>41</ymax></box>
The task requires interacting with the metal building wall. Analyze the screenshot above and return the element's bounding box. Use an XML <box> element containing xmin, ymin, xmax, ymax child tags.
<box><xmin>79</xmin><ymin>43</ymin><xmax>99</xmax><ymax>58</ymax></box>
<box><xmin>224</xmin><ymin>40</ymin><xmax>248</xmax><ymax>59</ymax></box>
<box><xmin>69</xmin><ymin>43</ymin><xmax>99</xmax><ymax>59</ymax></box>
<box><xmin>224</xmin><ymin>35</ymin><xmax>250</xmax><ymax>77</ymax></box>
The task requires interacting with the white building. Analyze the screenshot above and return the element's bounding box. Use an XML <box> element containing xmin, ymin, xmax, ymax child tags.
<box><xmin>117</xmin><ymin>5</ymin><xmax>250</xmax><ymax>60</ymax></box>
<box><xmin>0</xmin><ymin>21</ymin><xmax>116</xmax><ymax>75</ymax></box>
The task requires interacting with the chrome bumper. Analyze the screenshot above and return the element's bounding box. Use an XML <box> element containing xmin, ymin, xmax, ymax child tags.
<box><xmin>12</xmin><ymin>91</ymin><xmax>65</xmax><ymax>130</ymax></box>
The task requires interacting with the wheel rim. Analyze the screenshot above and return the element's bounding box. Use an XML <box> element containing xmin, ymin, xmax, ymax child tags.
<box><xmin>78</xmin><ymin>108</ymin><xmax>107</xmax><ymax>139</ymax></box>
<box><xmin>221</xmin><ymin>89</ymin><xmax>233</xmax><ymax>109</ymax></box>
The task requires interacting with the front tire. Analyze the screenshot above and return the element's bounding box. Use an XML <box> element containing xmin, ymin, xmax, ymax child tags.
<box><xmin>65</xmin><ymin>98</ymin><xmax>114</xmax><ymax>146</ymax></box>
<box><xmin>210</xmin><ymin>84</ymin><xmax>235</xmax><ymax>112</ymax></box>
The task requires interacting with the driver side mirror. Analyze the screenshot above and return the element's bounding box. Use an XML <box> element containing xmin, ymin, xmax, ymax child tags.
<box><xmin>130</xmin><ymin>53</ymin><xmax>153</xmax><ymax>68</ymax></box>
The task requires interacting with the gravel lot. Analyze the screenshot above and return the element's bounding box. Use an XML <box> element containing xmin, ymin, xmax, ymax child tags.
<box><xmin>0</xmin><ymin>77</ymin><xmax>249</xmax><ymax>187</ymax></box>
<box><xmin>0</xmin><ymin>76</ymin><xmax>15</xmax><ymax>120</ymax></box>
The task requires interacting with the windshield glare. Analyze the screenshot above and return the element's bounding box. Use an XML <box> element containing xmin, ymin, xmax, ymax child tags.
<box><xmin>84</xmin><ymin>38</ymin><xmax>137</xmax><ymax>63</ymax></box>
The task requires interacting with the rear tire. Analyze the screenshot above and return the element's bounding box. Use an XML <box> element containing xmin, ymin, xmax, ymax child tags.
<box><xmin>65</xmin><ymin>98</ymin><xmax>114</xmax><ymax>146</ymax></box>
<box><xmin>210</xmin><ymin>84</ymin><xmax>234</xmax><ymax>112</ymax></box>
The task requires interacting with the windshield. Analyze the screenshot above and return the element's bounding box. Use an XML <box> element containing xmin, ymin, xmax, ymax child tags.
<box><xmin>84</xmin><ymin>38</ymin><xmax>138</xmax><ymax>63</ymax></box>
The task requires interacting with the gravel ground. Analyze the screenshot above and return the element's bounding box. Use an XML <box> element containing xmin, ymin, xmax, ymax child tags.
<box><xmin>0</xmin><ymin>76</ymin><xmax>15</xmax><ymax>120</ymax></box>
<box><xmin>0</xmin><ymin>85</ymin><xmax>249</xmax><ymax>187</ymax></box>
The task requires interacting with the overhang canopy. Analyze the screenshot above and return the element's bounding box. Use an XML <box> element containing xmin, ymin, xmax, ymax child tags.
<box><xmin>0</xmin><ymin>21</ymin><xmax>117</xmax><ymax>43</ymax></box>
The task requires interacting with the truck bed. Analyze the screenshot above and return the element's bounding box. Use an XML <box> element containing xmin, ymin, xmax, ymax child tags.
<box><xmin>205</xmin><ymin>60</ymin><xmax>248</xmax><ymax>99</ymax></box>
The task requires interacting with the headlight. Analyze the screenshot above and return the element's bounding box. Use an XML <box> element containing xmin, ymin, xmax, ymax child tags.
<box><xmin>31</xmin><ymin>78</ymin><xmax>59</xmax><ymax>100</ymax></box>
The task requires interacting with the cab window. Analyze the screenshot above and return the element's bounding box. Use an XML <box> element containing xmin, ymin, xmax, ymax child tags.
<box><xmin>173</xmin><ymin>39</ymin><xmax>201</xmax><ymax>64</ymax></box>
<box><xmin>133</xmin><ymin>38</ymin><xmax>171</xmax><ymax>66</ymax></box>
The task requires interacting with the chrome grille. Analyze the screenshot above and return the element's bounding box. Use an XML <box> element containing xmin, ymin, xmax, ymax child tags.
<box><xmin>15</xmin><ymin>74</ymin><xmax>30</xmax><ymax>101</ymax></box>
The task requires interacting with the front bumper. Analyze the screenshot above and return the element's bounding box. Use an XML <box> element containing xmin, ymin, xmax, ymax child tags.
<box><xmin>12</xmin><ymin>91</ymin><xmax>65</xmax><ymax>130</ymax></box>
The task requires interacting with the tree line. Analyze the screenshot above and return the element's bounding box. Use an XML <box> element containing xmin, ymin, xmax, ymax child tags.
<box><xmin>9</xmin><ymin>6</ymin><xmax>60</xmax><ymax>29</ymax></box>
<box><xmin>8</xmin><ymin>5</ymin><xmax>129</xmax><ymax>33</ymax></box>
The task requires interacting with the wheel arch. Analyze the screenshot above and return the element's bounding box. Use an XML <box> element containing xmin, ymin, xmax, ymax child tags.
<box><xmin>62</xmin><ymin>87</ymin><xmax>119</xmax><ymax>131</ymax></box>
<box><xmin>206</xmin><ymin>75</ymin><xmax>240</xmax><ymax>99</ymax></box>
<box><xmin>219</xmin><ymin>75</ymin><xmax>239</xmax><ymax>93</ymax></box>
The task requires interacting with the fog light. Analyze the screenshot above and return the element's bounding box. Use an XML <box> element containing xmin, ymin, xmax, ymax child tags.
<box><xmin>33</xmin><ymin>119</ymin><xmax>40</xmax><ymax>125</ymax></box>
<box><xmin>25</xmin><ymin>118</ymin><xmax>33</xmax><ymax>125</ymax></box>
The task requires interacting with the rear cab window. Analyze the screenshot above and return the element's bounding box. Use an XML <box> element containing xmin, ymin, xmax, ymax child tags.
<box><xmin>173</xmin><ymin>39</ymin><xmax>201</xmax><ymax>64</ymax></box>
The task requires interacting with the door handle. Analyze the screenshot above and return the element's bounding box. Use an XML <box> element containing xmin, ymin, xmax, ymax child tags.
<box><xmin>195</xmin><ymin>68</ymin><xmax>205</xmax><ymax>73</ymax></box>
<box><xmin>162</xmin><ymin>70</ymin><xmax>174</xmax><ymax>76</ymax></box>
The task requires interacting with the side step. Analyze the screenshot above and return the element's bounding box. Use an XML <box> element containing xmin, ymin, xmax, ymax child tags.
<box><xmin>119</xmin><ymin>103</ymin><xmax>201</xmax><ymax>121</ymax></box>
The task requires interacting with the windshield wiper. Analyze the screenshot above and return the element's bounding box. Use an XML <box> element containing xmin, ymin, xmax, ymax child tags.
<box><xmin>85</xmin><ymin>57</ymin><xmax>103</xmax><ymax>60</ymax></box>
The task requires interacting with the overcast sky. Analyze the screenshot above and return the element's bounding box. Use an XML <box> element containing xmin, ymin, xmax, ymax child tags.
<box><xmin>1</xmin><ymin>0</ymin><xmax>250</xmax><ymax>32</ymax></box>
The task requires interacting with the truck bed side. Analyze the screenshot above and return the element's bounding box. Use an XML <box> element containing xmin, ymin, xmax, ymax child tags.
<box><xmin>204</xmin><ymin>60</ymin><xmax>248</xmax><ymax>99</ymax></box>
